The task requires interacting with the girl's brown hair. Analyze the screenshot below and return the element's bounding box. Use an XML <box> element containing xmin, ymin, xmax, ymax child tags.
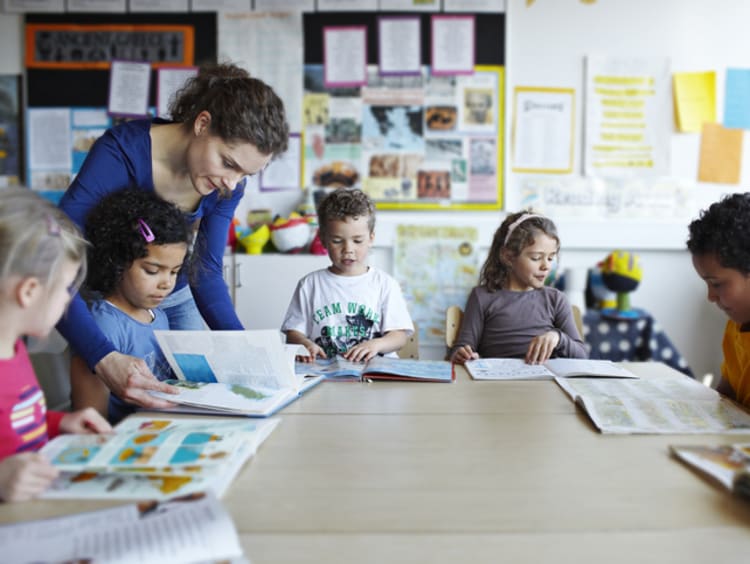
<box><xmin>479</xmin><ymin>211</ymin><xmax>560</xmax><ymax>292</ymax></box>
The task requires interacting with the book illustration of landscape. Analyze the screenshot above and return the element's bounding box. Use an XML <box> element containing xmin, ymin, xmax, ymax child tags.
<box><xmin>151</xmin><ymin>330</ymin><xmax>325</xmax><ymax>416</ymax></box>
<box><xmin>40</xmin><ymin>416</ymin><xmax>278</xmax><ymax>499</ymax></box>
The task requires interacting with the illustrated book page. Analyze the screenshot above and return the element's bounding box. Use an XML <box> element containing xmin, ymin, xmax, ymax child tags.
<box><xmin>151</xmin><ymin>330</ymin><xmax>325</xmax><ymax>416</ymax></box>
<box><xmin>465</xmin><ymin>358</ymin><xmax>637</xmax><ymax>380</ymax></box>
<box><xmin>670</xmin><ymin>443</ymin><xmax>750</xmax><ymax>494</ymax></box>
<box><xmin>40</xmin><ymin>416</ymin><xmax>278</xmax><ymax>500</ymax></box>
<box><xmin>297</xmin><ymin>355</ymin><xmax>454</xmax><ymax>382</ymax></box>
<box><xmin>556</xmin><ymin>376</ymin><xmax>750</xmax><ymax>434</ymax></box>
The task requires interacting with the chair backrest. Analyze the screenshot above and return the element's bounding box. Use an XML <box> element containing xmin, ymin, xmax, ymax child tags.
<box><xmin>445</xmin><ymin>305</ymin><xmax>464</xmax><ymax>349</ymax></box>
<box><xmin>571</xmin><ymin>304</ymin><xmax>584</xmax><ymax>340</ymax></box>
<box><xmin>397</xmin><ymin>322</ymin><xmax>419</xmax><ymax>359</ymax></box>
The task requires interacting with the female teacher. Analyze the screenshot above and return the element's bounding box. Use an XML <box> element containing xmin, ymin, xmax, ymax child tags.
<box><xmin>58</xmin><ymin>62</ymin><xmax>289</xmax><ymax>408</ymax></box>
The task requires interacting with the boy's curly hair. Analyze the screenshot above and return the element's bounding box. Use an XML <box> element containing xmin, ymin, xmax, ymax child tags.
<box><xmin>317</xmin><ymin>188</ymin><xmax>376</xmax><ymax>240</ymax></box>
<box><xmin>687</xmin><ymin>193</ymin><xmax>750</xmax><ymax>274</ymax></box>
<box><xmin>84</xmin><ymin>188</ymin><xmax>191</xmax><ymax>296</ymax></box>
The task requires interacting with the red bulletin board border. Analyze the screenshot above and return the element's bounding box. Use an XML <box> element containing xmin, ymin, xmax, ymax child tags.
<box><xmin>25</xmin><ymin>23</ymin><xmax>195</xmax><ymax>70</ymax></box>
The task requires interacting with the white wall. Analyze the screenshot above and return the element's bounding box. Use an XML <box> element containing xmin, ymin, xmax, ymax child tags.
<box><xmin>0</xmin><ymin>14</ymin><xmax>22</xmax><ymax>74</ymax></box>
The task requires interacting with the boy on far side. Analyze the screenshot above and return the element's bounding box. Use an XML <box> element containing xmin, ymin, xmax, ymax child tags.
<box><xmin>688</xmin><ymin>193</ymin><xmax>750</xmax><ymax>408</ymax></box>
<box><xmin>282</xmin><ymin>188</ymin><xmax>413</xmax><ymax>362</ymax></box>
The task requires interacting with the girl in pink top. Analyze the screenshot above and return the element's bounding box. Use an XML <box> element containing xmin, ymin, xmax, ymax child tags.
<box><xmin>0</xmin><ymin>188</ymin><xmax>110</xmax><ymax>502</ymax></box>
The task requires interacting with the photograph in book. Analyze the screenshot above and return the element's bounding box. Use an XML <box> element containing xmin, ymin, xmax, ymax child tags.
<box><xmin>296</xmin><ymin>355</ymin><xmax>454</xmax><ymax>382</ymax></box>
<box><xmin>465</xmin><ymin>358</ymin><xmax>637</xmax><ymax>381</ymax></box>
<box><xmin>556</xmin><ymin>376</ymin><xmax>750</xmax><ymax>434</ymax></box>
<box><xmin>670</xmin><ymin>443</ymin><xmax>750</xmax><ymax>496</ymax></box>
<box><xmin>152</xmin><ymin>330</ymin><xmax>325</xmax><ymax>416</ymax></box>
<box><xmin>39</xmin><ymin>417</ymin><xmax>278</xmax><ymax>500</ymax></box>
<box><xmin>0</xmin><ymin>492</ymin><xmax>245</xmax><ymax>563</ymax></box>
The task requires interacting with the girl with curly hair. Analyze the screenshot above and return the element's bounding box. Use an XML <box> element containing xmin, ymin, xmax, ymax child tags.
<box><xmin>450</xmin><ymin>211</ymin><xmax>586</xmax><ymax>365</ymax></box>
<box><xmin>71</xmin><ymin>189</ymin><xmax>190</xmax><ymax>422</ymax></box>
<box><xmin>688</xmin><ymin>193</ymin><xmax>750</xmax><ymax>408</ymax></box>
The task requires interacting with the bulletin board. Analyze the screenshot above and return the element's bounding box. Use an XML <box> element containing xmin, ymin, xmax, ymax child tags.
<box><xmin>302</xmin><ymin>12</ymin><xmax>505</xmax><ymax>211</ymax></box>
<box><xmin>23</xmin><ymin>12</ymin><xmax>215</xmax><ymax>196</ymax></box>
<box><xmin>25</xmin><ymin>12</ymin><xmax>215</xmax><ymax>107</ymax></box>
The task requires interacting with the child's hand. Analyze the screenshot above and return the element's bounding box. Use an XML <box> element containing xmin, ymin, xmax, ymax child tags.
<box><xmin>343</xmin><ymin>340</ymin><xmax>381</xmax><ymax>363</ymax></box>
<box><xmin>0</xmin><ymin>453</ymin><xmax>59</xmax><ymax>502</ymax></box>
<box><xmin>450</xmin><ymin>345</ymin><xmax>479</xmax><ymax>365</ymax></box>
<box><xmin>59</xmin><ymin>407</ymin><xmax>112</xmax><ymax>435</ymax></box>
<box><xmin>525</xmin><ymin>331</ymin><xmax>560</xmax><ymax>364</ymax></box>
<box><xmin>296</xmin><ymin>342</ymin><xmax>327</xmax><ymax>363</ymax></box>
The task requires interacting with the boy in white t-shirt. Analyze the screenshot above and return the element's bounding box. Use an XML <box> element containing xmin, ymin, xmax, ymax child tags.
<box><xmin>282</xmin><ymin>189</ymin><xmax>413</xmax><ymax>362</ymax></box>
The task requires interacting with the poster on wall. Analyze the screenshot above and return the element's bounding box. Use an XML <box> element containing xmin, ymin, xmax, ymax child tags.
<box><xmin>25</xmin><ymin>107</ymin><xmax>125</xmax><ymax>202</ymax></box>
<box><xmin>584</xmin><ymin>55</ymin><xmax>671</xmax><ymax>178</ymax></box>
<box><xmin>0</xmin><ymin>75</ymin><xmax>21</xmax><ymax>187</ymax></box>
<box><xmin>394</xmin><ymin>225</ymin><xmax>479</xmax><ymax>347</ymax></box>
<box><xmin>302</xmin><ymin>64</ymin><xmax>503</xmax><ymax>210</ymax></box>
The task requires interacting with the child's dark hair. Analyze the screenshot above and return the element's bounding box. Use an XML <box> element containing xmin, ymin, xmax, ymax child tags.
<box><xmin>169</xmin><ymin>62</ymin><xmax>289</xmax><ymax>157</ymax></box>
<box><xmin>84</xmin><ymin>189</ymin><xmax>190</xmax><ymax>295</ymax></box>
<box><xmin>317</xmin><ymin>188</ymin><xmax>376</xmax><ymax>240</ymax></box>
<box><xmin>480</xmin><ymin>211</ymin><xmax>560</xmax><ymax>292</ymax></box>
<box><xmin>687</xmin><ymin>193</ymin><xmax>750</xmax><ymax>274</ymax></box>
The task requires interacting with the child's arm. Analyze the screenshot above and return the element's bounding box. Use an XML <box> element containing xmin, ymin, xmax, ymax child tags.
<box><xmin>716</xmin><ymin>375</ymin><xmax>737</xmax><ymax>400</ymax></box>
<box><xmin>285</xmin><ymin>330</ymin><xmax>327</xmax><ymax>362</ymax></box>
<box><xmin>70</xmin><ymin>354</ymin><xmax>110</xmax><ymax>419</ymax></box>
<box><xmin>343</xmin><ymin>329</ymin><xmax>410</xmax><ymax>362</ymax></box>
<box><xmin>449</xmin><ymin>288</ymin><xmax>483</xmax><ymax>364</ymax></box>
<box><xmin>525</xmin><ymin>331</ymin><xmax>561</xmax><ymax>364</ymax></box>
<box><xmin>59</xmin><ymin>407</ymin><xmax>112</xmax><ymax>435</ymax></box>
<box><xmin>548</xmin><ymin>293</ymin><xmax>587</xmax><ymax>359</ymax></box>
<box><xmin>450</xmin><ymin>345</ymin><xmax>479</xmax><ymax>365</ymax></box>
<box><xmin>0</xmin><ymin>453</ymin><xmax>59</xmax><ymax>502</ymax></box>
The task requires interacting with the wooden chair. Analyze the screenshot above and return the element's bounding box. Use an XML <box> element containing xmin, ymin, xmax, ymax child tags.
<box><xmin>397</xmin><ymin>322</ymin><xmax>419</xmax><ymax>359</ymax></box>
<box><xmin>445</xmin><ymin>305</ymin><xmax>464</xmax><ymax>349</ymax></box>
<box><xmin>571</xmin><ymin>304</ymin><xmax>584</xmax><ymax>340</ymax></box>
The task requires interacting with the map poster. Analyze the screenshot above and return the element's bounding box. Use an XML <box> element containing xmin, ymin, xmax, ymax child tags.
<box><xmin>394</xmin><ymin>224</ymin><xmax>479</xmax><ymax>346</ymax></box>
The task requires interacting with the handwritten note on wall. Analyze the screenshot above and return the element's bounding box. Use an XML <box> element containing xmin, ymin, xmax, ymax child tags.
<box><xmin>673</xmin><ymin>71</ymin><xmax>716</xmax><ymax>133</ymax></box>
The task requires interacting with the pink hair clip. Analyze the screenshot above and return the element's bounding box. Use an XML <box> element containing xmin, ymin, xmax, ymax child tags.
<box><xmin>137</xmin><ymin>219</ymin><xmax>155</xmax><ymax>242</ymax></box>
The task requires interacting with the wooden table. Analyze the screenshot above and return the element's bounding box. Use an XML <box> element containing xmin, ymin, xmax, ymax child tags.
<box><xmin>2</xmin><ymin>362</ymin><xmax>750</xmax><ymax>563</ymax></box>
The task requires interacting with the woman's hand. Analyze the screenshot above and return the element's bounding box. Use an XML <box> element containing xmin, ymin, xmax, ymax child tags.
<box><xmin>525</xmin><ymin>330</ymin><xmax>560</xmax><ymax>364</ymax></box>
<box><xmin>94</xmin><ymin>351</ymin><xmax>179</xmax><ymax>408</ymax></box>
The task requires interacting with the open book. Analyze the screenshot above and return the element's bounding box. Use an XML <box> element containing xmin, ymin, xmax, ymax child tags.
<box><xmin>297</xmin><ymin>355</ymin><xmax>454</xmax><ymax>383</ymax></box>
<box><xmin>40</xmin><ymin>415</ymin><xmax>277</xmax><ymax>500</ymax></box>
<box><xmin>0</xmin><ymin>492</ymin><xmax>247</xmax><ymax>563</ymax></box>
<box><xmin>465</xmin><ymin>358</ymin><xmax>637</xmax><ymax>381</ymax></box>
<box><xmin>671</xmin><ymin>443</ymin><xmax>750</xmax><ymax>498</ymax></box>
<box><xmin>149</xmin><ymin>330</ymin><xmax>325</xmax><ymax>416</ymax></box>
<box><xmin>556</xmin><ymin>376</ymin><xmax>750</xmax><ymax>434</ymax></box>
